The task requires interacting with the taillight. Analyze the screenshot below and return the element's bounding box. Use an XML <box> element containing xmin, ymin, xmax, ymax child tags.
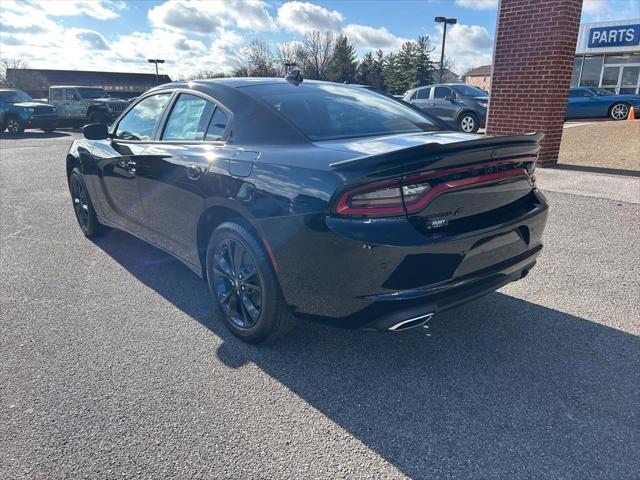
<box><xmin>335</xmin><ymin>179</ymin><xmax>405</xmax><ymax>216</ymax></box>
<box><xmin>335</xmin><ymin>158</ymin><xmax>535</xmax><ymax>218</ymax></box>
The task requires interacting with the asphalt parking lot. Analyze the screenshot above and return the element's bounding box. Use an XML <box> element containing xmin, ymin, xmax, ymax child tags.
<box><xmin>1</xmin><ymin>131</ymin><xmax>639</xmax><ymax>479</ymax></box>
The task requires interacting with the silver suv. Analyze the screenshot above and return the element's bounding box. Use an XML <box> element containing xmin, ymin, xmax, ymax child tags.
<box><xmin>403</xmin><ymin>84</ymin><xmax>489</xmax><ymax>133</ymax></box>
<box><xmin>49</xmin><ymin>86</ymin><xmax>128</xmax><ymax>126</ymax></box>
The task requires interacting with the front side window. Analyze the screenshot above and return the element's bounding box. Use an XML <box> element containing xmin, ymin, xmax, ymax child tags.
<box><xmin>50</xmin><ymin>89</ymin><xmax>63</xmax><ymax>101</ymax></box>
<box><xmin>115</xmin><ymin>93</ymin><xmax>172</xmax><ymax>141</ymax></box>
<box><xmin>163</xmin><ymin>94</ymin><xmax>215</xmax><ymax>141</ymax></box>
<box><xmin>433</xmin><ymin>86</ymin><xmax>452</xmax><ymax>99</ymax></box>
<box><xmin>244</xmin><ymin>83</ymin><xmax>439</xmax><ymax>141</ymax></box>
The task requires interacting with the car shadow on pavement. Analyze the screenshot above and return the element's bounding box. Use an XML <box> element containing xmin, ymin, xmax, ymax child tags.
<box><xmin>93</xmin><ymin>227</ymin><xmax>639</xmax><ymax>479</ymax></box>
<box><xmin>0</xmin><ymin>131</ymin><xmax>72</xmax><ymax>140</ymax></box>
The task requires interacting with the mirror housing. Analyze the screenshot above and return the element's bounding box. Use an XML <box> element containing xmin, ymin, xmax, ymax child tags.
<box><xmin>83</xmin><ymin>122</ymin><xmax>109</xmax><ymax>140</ymax></box>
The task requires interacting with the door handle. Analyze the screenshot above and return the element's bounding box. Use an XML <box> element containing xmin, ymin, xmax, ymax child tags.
<box><xmin>126</xmin><ymin>160</ymin><xmax>136</xmax><ymax>175</ymax></box>
<box><xmin>187</xmin><ymin>165</ymin><xmax>202</xmax><ymax>180</ymax></box>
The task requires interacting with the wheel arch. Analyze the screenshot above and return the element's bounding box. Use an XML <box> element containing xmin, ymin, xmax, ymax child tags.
<box><xmin>608</xmin><ymin>101</ymin><xmax>630</xmax><ymax>116</ymax></box>
<box><xmin>457</xmin><ymin>109</ymin><xmax>478</xmax><ymax>123</ymax></box>
<box><xmin>66</xmin><ymin>154</ymin><xmax>81</xmax><ymax>181</ymax></box>
<box><xmin>196</xmin><ymin>205</ymin><xmax>269</xmax><ymax>279</ymax></box>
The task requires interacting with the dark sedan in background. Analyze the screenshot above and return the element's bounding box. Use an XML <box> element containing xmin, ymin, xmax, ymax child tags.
<box><xmin>403</xmin><ymin>83</ymin><xmax>488</xmax><ymax>133</ymax></box>
<box><xmin>566</xmin><ymin>87</ymin><xmax>640</xmax><ymax>120</ymax></box>
<box><xmin>66</xmin><ymin>77</ymin><xmax>548</xmax><ymax>343</ymax></box>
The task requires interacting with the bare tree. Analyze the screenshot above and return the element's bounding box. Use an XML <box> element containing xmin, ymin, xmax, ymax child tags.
<box><xmin>0</xmin><ymin>58</ymin><xmax>47</xmax><ymax>94</ymax></box>
<box><xmin>295</xmin><ymin>31</ymin><xmax>336</xmax><ymax>80</ymax></box>
<box><xmin>233</xmin><ymin>39</ymin><xmax>277</xmax><ymax>77</ymax></box>
<box><xmin>275</xmin><ymin>42</ymin><xmax>299</xmax><ymax>76</ymax></box>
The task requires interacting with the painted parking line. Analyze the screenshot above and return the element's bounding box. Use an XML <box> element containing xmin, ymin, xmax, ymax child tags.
<box><xmin>563</xmin><ymin>122</ymin><xmax>595</xmax><ymax>129</ymax></box>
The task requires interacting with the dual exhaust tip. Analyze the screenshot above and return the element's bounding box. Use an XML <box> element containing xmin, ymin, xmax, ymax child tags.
<box><xmin>388</xmin><ymin>313</ymin><xmax>434</xmax><ymax>332</ymax></box>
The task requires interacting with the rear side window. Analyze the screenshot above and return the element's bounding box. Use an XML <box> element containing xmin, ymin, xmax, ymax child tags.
<box><xmin>65</xmin><ymin>89</ymin><xmax>79</xmax><ymax>101</ymax></box>
<box><xmin>205</xmin><ymin>108</ymin><xmax>229</xmax><ymax>141</ymax></box>
<box><xmin>433</xmin><ymin>87</ymin><xmax>452</xmax><ymax>99</ymax></box>
<box><xmin>162</xmin><ymin>94</ymin><xmax>215</xmax><ymax>141</ymax></box>
<box><xmin>50</xmin><ymin>90</ymin><xmax>63</xmax><ymax>101</ymax></box>
<box><xmin>115</xmin><ymin>93</ymin><xmax>171</xmax><ymax>141</ymax></box>
<box><xmin>416</xmin><ymin>88</ymin><xmax>429</xmax><ymax>100</ymax></box>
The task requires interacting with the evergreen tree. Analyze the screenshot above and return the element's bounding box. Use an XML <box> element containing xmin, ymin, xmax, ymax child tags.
<box><xmin>330</xmin><ymin>34</ymin><xmax>357</xmax><ymax>83</ymax></box>
<box><xmin>414</xmin><ymin>36</ymin><xmax>435</xmax><ymax>87</ymax></box>
<box><xmin>383</xmin><ymin>53</ymin><xmax>404</xmax><ymax>95</ymax></box>
<box><xmin>356</xmin><ymin>51</ymin><xmax>375</xmax><ymax>86</ymax></box>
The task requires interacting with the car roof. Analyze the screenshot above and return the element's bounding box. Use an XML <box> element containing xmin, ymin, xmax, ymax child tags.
<box><xmin>49</xmin><ymin>85</ymin><xmax>107</xmax><ymax>88</ymax></box>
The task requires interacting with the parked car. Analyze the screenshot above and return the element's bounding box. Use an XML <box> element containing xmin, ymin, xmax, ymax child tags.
<box><xmin>48</xmin><ymin>86</ymin><xmax>129</xmax><ymax>127</ymax></box>
<box><xmin>403</xmin><ymin>84</ymin><xmax>488</xmax><ymax>133</ymax></box>
<box><xmin>66</xmin><ymin>78</ymin><xmax>548</xmax><ymax>343</ymax></box>
<box><xmin>0</xmin><ymin>88</ymin><xmax>58</xmax><ymax>134</ymax></box>
<box><xmin>566</xmin><ymin>87</ymin><xmax>640</xmax><ymax>120</ymax></box>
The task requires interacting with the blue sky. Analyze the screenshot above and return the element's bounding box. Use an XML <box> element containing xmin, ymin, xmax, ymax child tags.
<box><xmin>1</xmin><ymin>0</ymin><xmax>638</xmax><ymax>78</ymax></box>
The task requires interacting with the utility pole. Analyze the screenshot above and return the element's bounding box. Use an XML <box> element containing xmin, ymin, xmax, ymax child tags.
<box><xmin>434</xmin><ymin>17</ymin><xmax>457</xmax><ymax>83</ymax></box>
<box><xmin>147</xmin><ymin>59</ymin><xmax>165</xmax><ymax>85</ymax></box>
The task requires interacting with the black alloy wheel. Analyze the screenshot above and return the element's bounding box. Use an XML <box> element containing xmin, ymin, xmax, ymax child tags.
<box><xmin>213</xmin><ymin>237</ymin><xmax>263</xmax><ymax>329</ymax></box>
<box><xmin>69</xmin><ymin>168</ymin><xmax>102</xmax><ymax>237</ymax></box>
<box><xmin>6</xmin><ymin>116</ymin><xmax>24</xmax><ymax>134</ymax></box>
<box><xmin>206</xmin><ymin>222</ymin><xmax>295</xmax><ymax>343</ymax></box>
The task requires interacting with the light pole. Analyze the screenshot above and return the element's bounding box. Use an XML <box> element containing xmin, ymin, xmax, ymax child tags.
<box><xmin>434</xmin><ymin>17</ymin><xmax>457</xmax><ymax>83</ymax></box>
<box><xmin>147</xmin><ymin>59</ymin><xmax>165</xmax><ymax>85</ymax></box>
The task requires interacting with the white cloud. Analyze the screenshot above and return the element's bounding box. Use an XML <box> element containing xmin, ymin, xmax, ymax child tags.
<box><xmin>31</xmin><ymin>0</ymin><xmax>120</xmax><ymax>19</ymax></box>
<box><xmin>431</xmin><ymin>23</ymin><xmax>494</xmax><ymax>76</ymax></box>
<box><xmin>73</xmin><ymin>29</ymin><xmax>111</xmax><ymax>50</ymax></box>
<box><xmin>277</xmin><ymin>1</ymin><xmax>343</xmax><ymax>34</ymax></box>
<box><xmin>454</xmin><ymin>0</ymin><xmax>498</xmax><ymax>10</ymax></box>
<box><xmin>581</xmin><ymin>0</ymin><xmax>639</xmax><ymax>22</ymax></box>
<box><xmin>343</xmin><ymin>24</ymin><xmax>408</xmax><ymax>52</ymax></box>
<box><xmin>148</xmin><ymin>0</ymin><xmax>275</xmax><ymax>34</ymax></box>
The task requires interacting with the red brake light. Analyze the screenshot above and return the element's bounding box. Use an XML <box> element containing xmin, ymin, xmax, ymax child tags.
<box><xmin>335</xmin><ymin>179</ymin><xmax>404</xmax><ymax>217</ymax></box>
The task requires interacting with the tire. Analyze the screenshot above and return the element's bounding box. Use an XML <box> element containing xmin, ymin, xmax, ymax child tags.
<box><xmin>609</xmin><ymin>102</ymin><xmax>629</xmax><ymax>121</ymax></box>
<box><xmin>458</xmin><ymin>112</ymin><xmax>479</xmax><ymax>133</ymax></box>
<box><xmin>68</xmin><ymin>167</ymin><xmax>102</xmax><ymax>237</ymax></box>
<box><xmin>206</xmin><ymin>221</ymin><xmax>295</xmax><ymax>343</ymax></box>
<box><xmin>5</xmin><ymin>115</ymin><xmax>25</xmax><ymax>134</ymax></box>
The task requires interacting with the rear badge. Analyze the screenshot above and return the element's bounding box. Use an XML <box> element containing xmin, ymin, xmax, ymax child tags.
<box><xmin>426</xmin><ymin>219</ymin><xmax>449</xmax><ymax>229</ymax></box>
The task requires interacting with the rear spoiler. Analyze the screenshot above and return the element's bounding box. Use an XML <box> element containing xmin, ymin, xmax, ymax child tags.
<box><xmin>329</xmin><ymin>132</ymin><xmax>544</xmax><ymax>171</ymax></box>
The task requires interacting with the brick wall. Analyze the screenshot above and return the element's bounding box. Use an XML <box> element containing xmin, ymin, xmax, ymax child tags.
<box><xmin>486</xmin><ymin>0</ymin><xmax>583</xmax><ymax>166</ymax></box>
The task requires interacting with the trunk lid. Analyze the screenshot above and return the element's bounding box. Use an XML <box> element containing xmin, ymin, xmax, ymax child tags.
<box><xmin>326</xmin><ymin>131</ymin><xmax>542</xmax><ymax>234</ymax></box>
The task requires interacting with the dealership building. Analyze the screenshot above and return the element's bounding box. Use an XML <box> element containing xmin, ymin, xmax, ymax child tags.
<box><xmin>571</xmin><ymin>19</ymin><xmax>640</xmax><ymax>93</ymax></box>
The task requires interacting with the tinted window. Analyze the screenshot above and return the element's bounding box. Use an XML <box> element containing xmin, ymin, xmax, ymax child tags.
<box><xmin>163</xmin><ymin>94</ymin><xmax>215</xmax><ymax>141</ymax></box>
<box><xmin>244</xmin><ymin>83</ymin><xmax>439</xmax><ymax>141</ymax></box>
<box><xmin>569</xmin><ymin>89</ymin><xmax>591</xmax><ymax>98</ymax></box>
<box><xmin>116</xmin><ymin>93</ymin><xmax>171</xmax><ymax>141</ymax></box>
<box><xmin>205</xmin><ymin>108</ymin><xmax>229</xmax><ymax>141</ymax></box>
<box><xmin>50</xmin><ymin>89</ymin><xmax>63</xmax><ymax>101</ymax></box>
<box><xmin>451</xmin><ymin>85</ymin><xmax>487</xmax><ymax>97</ymax></box>
<box><xmin>416</xmin><ymin>88</ymin><xmax>429</xmax><ymax>100</ymax></box>
<box><xmin>433</xmin><ymin>86</ymin><xmax>452</xmax><ymax>99</ymax></box>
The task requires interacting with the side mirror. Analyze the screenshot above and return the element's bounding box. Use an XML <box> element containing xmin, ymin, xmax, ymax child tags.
<box><xmin>83</xmin><ymin>123</ymin><xmax>109</xmax><ymax>140</ymax></box>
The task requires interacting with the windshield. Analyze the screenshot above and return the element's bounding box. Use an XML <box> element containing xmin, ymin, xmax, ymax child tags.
<box><xmin>451</xmin><ymin>85</ymin><xmax>488</xmax><ymax>97</ymax></box>
<box><xmin>243</xmin><ymin>83</ymin><xmax>440</xmax><ymax>141</ymax></box>
<box><xmin>77</xmin><ymin>88</ymin><xmax>109</xmax><ymax>99</ymax></box>
<box><xmin>588</xmin><ymin>88</ymin><xmax>614</xmax><ymax>96</ymax></box>
<box><xmin>0</xmin><ymin>90</ymin><xmax>33</xmax><ymax>103</ymax></box>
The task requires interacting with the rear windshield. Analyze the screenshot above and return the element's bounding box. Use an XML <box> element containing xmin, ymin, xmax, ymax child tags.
<box><xmin>242</xmin><ymin>83</ymin><xmax>440</xmax><ymax>141</ymax></box>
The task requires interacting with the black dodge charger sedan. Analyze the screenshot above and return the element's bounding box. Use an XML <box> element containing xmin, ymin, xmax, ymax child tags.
<box><xmin>66</xmin><ymin>77</ymin><xmax>548</xmax><ymax>343</ymax></box>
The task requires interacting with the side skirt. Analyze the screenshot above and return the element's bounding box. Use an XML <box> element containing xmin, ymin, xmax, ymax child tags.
<box><xmin>97</xmin><ymin>216</ymin><xmax>205</xmax><ymax>279</ymax></box>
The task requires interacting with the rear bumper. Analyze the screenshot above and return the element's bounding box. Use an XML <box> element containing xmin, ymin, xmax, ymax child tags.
<box><xmin>259</xmin><ymin>189</ymin><xmax>549</xmax><ymax>329</ymax></box>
